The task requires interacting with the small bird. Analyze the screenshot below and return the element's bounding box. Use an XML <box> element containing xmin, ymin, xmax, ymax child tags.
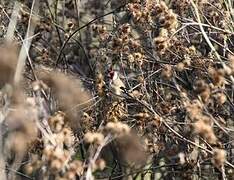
<box><xmin>108</xmin><ymin>70</ymin><xmax>126</xmax><ymax>100</ymax></box>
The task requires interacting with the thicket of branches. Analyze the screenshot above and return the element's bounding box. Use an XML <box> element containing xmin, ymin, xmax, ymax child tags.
<box><xmin>0</xmin><ymin>0</ymin><xmax>234</xmax><ymax>179</ymax></box>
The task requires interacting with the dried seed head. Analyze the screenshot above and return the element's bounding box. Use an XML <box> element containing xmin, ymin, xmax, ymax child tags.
<box><xmin>119</xmin><ymin>23</ymin><xmax>131</xmax><ymax>35</ymax></box>
<box><xmin>24</xmin><ymin>164</ymin><xmax>34</xmax><ymax>175</ymax></box>
<box><xmin>127</xmin><ymin>54</ymin><xmax>135</xmax><ymax>63</ymax></box>
<box><xmin>38</xmin><ymin>71</ymin><xmax>91</xmax><ymax>129</ymax></box>
<box><xmin>215</xmin><ymin>92</ymin><xmax>227</xmax><ymax>105</ymax></box>
<box><xmin>95</xmin><ymin>159</ymin><xmax>106</xmax><ymax>171</ymax></box>
<box><xmin>65</xmin><ymin>171</ymin><xmax>76</xmax><ymax>180</ymax></box>
<box><xmin>48</xmin><ymin>111</ymin><xmax>66</xmax><ymax>133</ymax></box>
<box><xmin>69</xmin><ymin>160</ymin><xmax>83</xmax><ymax>176</ymax></box>
<box><xmin>62</xmin><ymin>127</ymin><xmax>75</xmax><ymax>147</ymax></box>
<box><xmin>96</xmin><ymin>72</ymin><xmax>105</xmax><ymax>97</ymax></box>
<box><xmin>84</xmin><ymin>132</ymin><xmax>104</xmax><ymax>145</ymax></box>
<box><xmin>176</xmin><ymin>62</ymin><xmax>185</xmax><ymax>71</ymax></box>
<box><xmin>161</xmin><ymin>65</ymin><xmax>173</xmax><ymax>80</ymax></box>
<box><xmin>129</xmin><ymin>90</ymin><xmax>143</xmax><ymax>99</ymax></box>
<box><xmin>93</xmin><ymin>133</ymin><xmax>105</xmax><ymax>145</ymax></box>
<box><xmin>193</xmin><ymin>119</ymin><xmax>217</xmax><ymax>144</ymax></box>
<box><xmin>212</xmin><ymin>148</ymin><xmax>226</xmax><ymax>168</ymax></box>
<box><xmin>43</xmin><ymin>146</ymin><xmax>53</xmax><ymax>158</ymax></box>
<box><xmin>183</xmin><ymin>55</ymin><xmax>191</xmax><ymax>66</ymax></box>
<box><xmin>208</xmin><ymin>67</ymin><xmax>225</xmax><ymax>87</ymax></box>
<box><xmin>84</xmin><ymin>132</ymin><xmax>94</xmax><ymax>144</ymax></box>
<box><xmin>159</xmin><ymin>28</ymin><xmax>168</xmax><ymax>37</ymax></box>
<box><xmin>195</xmin><ymin>80</ymin><xmax>210</xmax><ymax>102</ymax></box>
<box><xmin>106</xmin><ymin>121</ymin><xmax>130</xmax><ymax>135</ymax></box>
<box><xmin>50</xmin><ymin>159</ymin><xmax>63</xmax><ymax>171</ymax></box>
<box><xmin>186</xmin><ymin>100</ymin><xmax>203</xmax><ymax>120</ymax></box>
<box><xmin>133</xmin><ymin>52</ymin><xmax>143</xmax><ymax>60</ymax></box>
<box><xmin>154</xmin><ymin>36</ymin><xmax>167</xmax><ymax>44</ymax></box>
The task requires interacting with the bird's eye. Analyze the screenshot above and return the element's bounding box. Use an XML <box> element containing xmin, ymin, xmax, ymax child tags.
<box><xmin>120</xmin><ymin>86</ymin><xmax>125</xmax><ymax>91</ymax></box>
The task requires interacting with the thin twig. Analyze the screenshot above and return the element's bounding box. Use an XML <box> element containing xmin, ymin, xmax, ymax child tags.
<box><xmin>55</xmin><ymin>5</ymin><xmax>125</xmax><ymax>65</ymax></box>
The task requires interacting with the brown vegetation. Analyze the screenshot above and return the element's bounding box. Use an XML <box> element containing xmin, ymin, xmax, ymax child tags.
<box><xmin>0</xmin><ymin>0</ymin><xmax>234</xmax><ymax>179</ymax></box>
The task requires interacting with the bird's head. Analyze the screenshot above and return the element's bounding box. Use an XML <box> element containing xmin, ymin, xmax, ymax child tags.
<box><xmin>108</xmin><ymin>70</ymin><xmax>118</xmax><ymax>81</ymax></box>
